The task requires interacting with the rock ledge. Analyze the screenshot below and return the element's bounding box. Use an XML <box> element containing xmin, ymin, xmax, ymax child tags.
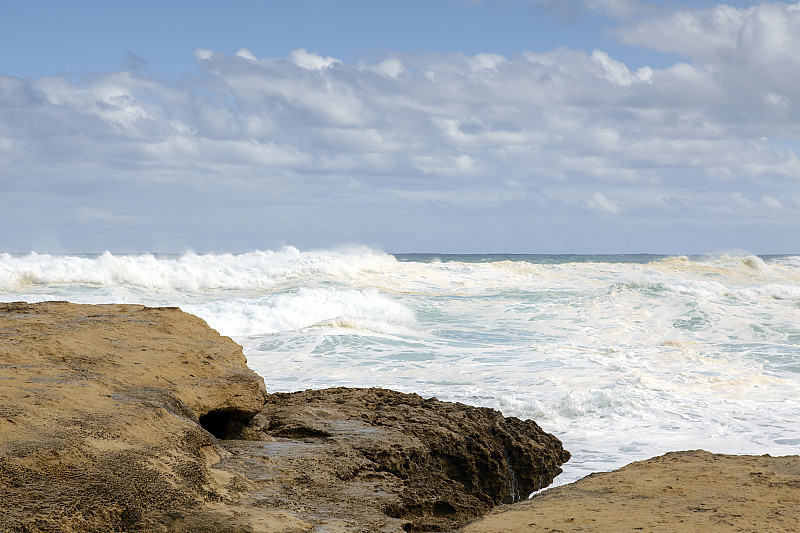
<box><xmin>460</xmin><ymin>449</ymin><xmax>800</xmax><ymax>532</ymax></box>
<box><xmin>0</xmin><ymin>302</ymin><xmax>569</xmax><ymax>532</ymax></box>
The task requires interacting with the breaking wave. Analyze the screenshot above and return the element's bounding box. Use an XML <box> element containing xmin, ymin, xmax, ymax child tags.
<box><xmin>3</xmin><ymin>248</ymin><xmax>800</xmax><ymax>485</ymax></box>
<box><xmin>0</xmin><ymin>247</ymin><xmax>398</xmax><ymax>291</ymax></box>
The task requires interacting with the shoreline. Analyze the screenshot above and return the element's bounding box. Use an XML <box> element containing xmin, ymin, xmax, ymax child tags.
<box><xmin>1</xmin><ymin>301</ymin><xmax>798</xmax><ymax>532</ymax></box>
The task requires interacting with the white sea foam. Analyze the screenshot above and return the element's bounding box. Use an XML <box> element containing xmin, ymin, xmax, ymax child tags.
<box><xmin>182</xmin><ymin>287</ymin><xmax>417</xmax><ymax>337</ymax></box>
<box><xmin>2</xmin><ymin>249</ymin><xmax>799</xmax><ymax>485</ymax></box>
<box><xmin>0</xmin><ymin>247</ymin><xmax>399</xmax><ymax>291</ymax></box>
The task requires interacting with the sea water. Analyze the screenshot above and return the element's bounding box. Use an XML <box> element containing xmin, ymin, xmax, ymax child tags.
<box><xmin>2</xmin><ymin>248</ymin><xmax>799</xmax><ymax>486</ymax></box>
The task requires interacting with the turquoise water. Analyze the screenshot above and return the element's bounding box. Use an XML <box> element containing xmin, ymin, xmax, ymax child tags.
<box><xmin>2</xmin><ymin>248</ymin><xmax>799</xmax><ymax>486</ymax></box>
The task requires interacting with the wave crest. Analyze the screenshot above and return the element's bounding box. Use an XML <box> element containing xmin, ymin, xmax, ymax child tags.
<box><xmin>0</xmin><ymin>248</ymin><xmax>398</xmax><ymax>291</ymax></box>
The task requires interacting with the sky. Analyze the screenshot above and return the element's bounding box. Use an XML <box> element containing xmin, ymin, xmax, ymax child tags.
<box><xmin>1</xmin><ymin>0</ymin><xmax>799</xmax><ymax>254</ymax></box>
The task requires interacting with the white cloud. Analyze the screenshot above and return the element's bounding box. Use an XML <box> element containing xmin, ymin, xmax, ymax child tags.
<box><xmin>584</xmin><ymin>192</ymin><xmax>621</xmax><ymax>215</ymax></box>
<box><xmin>613</xmin><ymin>2</ymin><xmax>800</xmax><ymax>74</ymax></box>
<box><xmin>466</xmin><ymin>53</ymin><xmax>507</xmax><ymax>71</ymax></box>
<box><xmin>764</xmin><ymin>91</ymin><xmax>789</xmax><ymax>108</ymax></box>
<box><xmin>0</xmin><ymin>75</ymin><xmax>41</xmax><ymax>106</ymax></box>
<box><xmin>582</xmin><ymin>0</ymin><xmax>656</xmax><ymax>19</ymax></box>
<box><xmin>287</xmin><ymin>48</ymin><xmax>342</xmax><ymax>70</ymax></box>
<box><xmin>235</xmin><ymin>48</ymin><xmax>258</xmax><ymax>61</ymax></box>
<box><xmin>761</xmin><ymin>195</ymin><xmax>783</xmax><ymax>211</ymax></box>
<box><xmin>5</xmin><ymin>44</ymin><xmax>798</xmax><ymax>189</ymax></box>
<box><xmin>3</xmin><ymin>5</ymin><xmax>800</xmax><ymax>251</ymax></box>
<box><xmin>738</xmin><ymin>3</ymin><xmax>800</xmax><ymax>64</ymax></box>
<box><xmin>611</xmin><ymin>4</ymin><xmax>749</xmax><ymax>60</ymax></box>
<box><xmin>591</xmin><ymin>49</ymin><xmax>652</xmax><ymax>86</ymax></box>
<box><xmin>193</xmin><ymin>48</ymin><xmax>214</xmax><ymax>61</ymax></box>
<box><xmin>369</xmin><ymin>58</ymin><xmax>406</xmax><ymax>78</ymax></box>
<box><xmin>455</xmin><ymin>154</ymin><xmax>477</xmax><ymax>174</ymax></box>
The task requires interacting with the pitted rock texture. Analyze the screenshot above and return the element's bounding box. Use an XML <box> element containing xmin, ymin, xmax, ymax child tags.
<box><xmin>0</xmin><ymin>301</ymin><xmax>570</xmax><ymax>532</ymax></box>
<box><xmin>224</xmin><ymin>387</ymin><xmax>570</xmax><ymax>532</ymax></box>
<box><xmin>0</xmin><ymin>301</ymin><xmax>296</xmax><ymax>532</ymax></box>
<box><xmin>459</xmin><ymin>450</ymin><xmax>800</xmax><ymax>532</ymax></box>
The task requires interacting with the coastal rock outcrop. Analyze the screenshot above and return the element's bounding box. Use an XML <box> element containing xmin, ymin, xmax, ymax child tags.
<box><xmin>0</xmin><ymin>301</ymin><xmax>282</xmax><ymax>532</ymax></box>
<box><xmin>223</xmin><ymin>387</ymin><xmax>570</xmax><ymax>531</ymax></box>
<box><xmin>459</xmin><ymin>450</ymin><xmax>800</xmax><ymax>532</ymax></box>
<box><xmin>0</xmin><ymin>301</ymin><xmax>570</xmax><ymax>532</ymax></box>
<box><xmin>5</xmin><ymin>301</ymin><xmax>798</xmax><ymax>532</ymax></box>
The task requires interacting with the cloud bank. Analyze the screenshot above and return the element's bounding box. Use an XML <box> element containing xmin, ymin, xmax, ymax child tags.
<box><xmin>1</xmin><ymin>2</ymin><xmax>799</xmax><ymax>252</ymax></box>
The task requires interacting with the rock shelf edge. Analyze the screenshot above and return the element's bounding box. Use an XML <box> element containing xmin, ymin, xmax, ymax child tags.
<box><xmin>0</xmin><ymin>301</ymin><xmax>569</xmax><ymax>532</ymax></box>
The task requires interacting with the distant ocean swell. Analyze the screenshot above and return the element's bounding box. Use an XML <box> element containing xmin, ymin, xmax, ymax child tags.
<box><xmin>2</xmin><ymin>248</ymin><xmax>799</xmax><ymax>485</ymax></box>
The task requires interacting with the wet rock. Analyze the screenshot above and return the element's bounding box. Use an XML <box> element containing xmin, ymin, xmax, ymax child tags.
<box><xmin>224</xmin><ymin>387</ymin><xmax>570</xmax><ymax>531</ymax></box>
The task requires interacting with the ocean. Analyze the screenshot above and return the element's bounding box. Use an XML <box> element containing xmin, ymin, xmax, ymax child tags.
<box><xmin>2</xmin><ymin>248</ymin><xmax>799</xmax><ymax>486</ymax></box>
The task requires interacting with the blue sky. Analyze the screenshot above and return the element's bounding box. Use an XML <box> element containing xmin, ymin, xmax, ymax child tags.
<box><xmin>0</xmin><ymin>1</ymin><xmax>676</xmax><ymax>75</ymax></box>
<box><xmin>1</xmin><ymin>0</ymin><xmax>799</xmax><ymax>253</ymax></box>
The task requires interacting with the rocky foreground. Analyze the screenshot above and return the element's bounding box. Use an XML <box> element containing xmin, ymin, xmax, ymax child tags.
<box><xmin>0</xmin><ymin>301</ymin><xmax>568</xmax><ymax>532</ymax></box>
<box><xmin>462</xmin><ymin>450</ymin><xmax>800</xmax><ymax>532</ymax></box>
<box><xmin>1</xmin><ymin>302</ymin><xmax>798</xmax><ymax>532</ymax></box>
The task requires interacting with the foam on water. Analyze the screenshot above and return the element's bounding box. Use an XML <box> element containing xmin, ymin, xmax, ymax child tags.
<box><xmin>0</xmin><ymin>247</ymin><xmax>398</xmax><ymax>291</ymax></box>
<box><xmin>2</xmin><ymin>249</ymin><xmax>799</xmax><ymax>486</ymax></box>
<box><xmin>182</xmin><ymin>288</ymin><xmax>418</xmax><ymax>337</ymax></box>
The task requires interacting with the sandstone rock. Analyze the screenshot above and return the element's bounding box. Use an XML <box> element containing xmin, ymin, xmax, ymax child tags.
<box><xmin>0</xmin><ymin>301</ymin><xmax>570</xmax><ymax>532</ymax></box>
<box><xmin>8</xmin><ymin>301</ymin><xmax>796</xmax><ymax>532</ymax></box>
<box><xmin>0</xmin><ymin>301</ymin><xmax>301</xmax><ymax>532</ymax></box>
<box><xmin>459</xmin><ymin>449</ymin><xmax>800</xmax><ymax>532</ymax></box>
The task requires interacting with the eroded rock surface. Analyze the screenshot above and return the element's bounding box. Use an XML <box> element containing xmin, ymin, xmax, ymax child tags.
<box><xmin>222</xmin><ymin>387</ymin><xmax>570</xmax><ymax>531</ymax></box>
<box><xmin>0</xmin><ymin>301</ymin><xmax>299</xmax><ymax>532</ymax></box>
<box><xmin>460</xmin><ymin>450</ymin><xmax>800</xmax><ymax>532</ymax></box>
<box><xmin>0</xmin><ymin>301</ymin><xmax>570</xmax><ymax>532</ymax></box>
